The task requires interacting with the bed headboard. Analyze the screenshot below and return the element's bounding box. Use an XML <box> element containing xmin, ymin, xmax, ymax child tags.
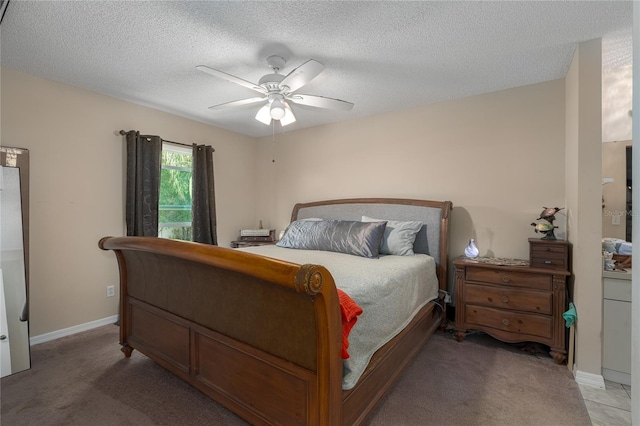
<box><xmin>291</xmin><ymin>198</ymin><xmax>452</xmax><ymax>289</ymax></box>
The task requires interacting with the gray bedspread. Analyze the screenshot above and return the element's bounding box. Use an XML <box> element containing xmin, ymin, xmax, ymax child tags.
<box><xmin>238</xmin><ymin>245</ymin><xmax>439</xmax><ymax>390</ymax></box>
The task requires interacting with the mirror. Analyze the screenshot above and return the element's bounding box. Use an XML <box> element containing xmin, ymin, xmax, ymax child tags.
<box><xmin>0</xmin><ymin>146</ymin><xmax>30</xmax><ymax>377</ymax></box>
<box><xmin>602</xmin><ymin>140</ymin><xmax>632</xmax><ymax>241</ymax></box>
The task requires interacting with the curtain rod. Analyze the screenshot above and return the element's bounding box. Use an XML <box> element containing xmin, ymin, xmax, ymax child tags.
<box><xmin>118</xmin><ymin>130</ymin><xmax>214</xmax><ymax>151</ymax></box>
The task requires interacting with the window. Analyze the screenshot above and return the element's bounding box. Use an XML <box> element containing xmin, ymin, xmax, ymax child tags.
<box><xmin>159</xmin><ymin>143</ymin><xmax>192</xmax><ymax>241</ymax></box>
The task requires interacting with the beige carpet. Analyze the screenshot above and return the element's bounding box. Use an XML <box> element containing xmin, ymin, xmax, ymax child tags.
<box><xmin>1</xmin><ymin>324</ymin><xmax>591</xmax><ymax>425</ymax></box>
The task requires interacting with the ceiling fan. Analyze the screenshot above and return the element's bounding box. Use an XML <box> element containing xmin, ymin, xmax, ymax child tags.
<box><xmin>196</xmin><ymin>55</ymin><xmax>354</xmax><ymax>126</ymax></box>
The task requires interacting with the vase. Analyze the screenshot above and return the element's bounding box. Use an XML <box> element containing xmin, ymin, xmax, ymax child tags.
<box><xmin>465</xmin><ymin>239</ymin><xmax>479</xmax><ymax>258</ymax></box>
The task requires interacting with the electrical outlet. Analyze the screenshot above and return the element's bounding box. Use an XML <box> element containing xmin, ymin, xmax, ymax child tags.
<box><xmin>106</xmin><ymin>285</ymin><xmax>115</xmax><ymax>298</ymax></box>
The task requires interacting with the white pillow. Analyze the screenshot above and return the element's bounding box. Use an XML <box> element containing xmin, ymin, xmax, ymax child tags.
<box><xmin>362</xmin><ymin>215</ymin><xmax>423</xmax><ymax>256</ymax></box>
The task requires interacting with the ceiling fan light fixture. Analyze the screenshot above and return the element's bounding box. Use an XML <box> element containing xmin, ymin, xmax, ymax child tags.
<box><xmin>255</xmin><ymin>103</ymin><xmax>272</xmax><ymax>125</ymax></box>
<box><xmin>270</xmin><ymin>99</ymin><xmax>286</xmax><ymax>120</ymax></box>
<box><xmin>280</xmin><ymin>103</ymin><xmax>296</xmax><ymax>126</ymax></box>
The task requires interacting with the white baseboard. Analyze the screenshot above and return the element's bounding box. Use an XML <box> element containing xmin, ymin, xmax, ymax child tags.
<box><xmin>602</xmin><ymin>368</ymin><xmax>632</xmax><ymax>386</ymax></box>
<box><xmin>30</xmin><ymin>315</ymin><xmax>118</xmax><ymax>345</ymax></box>
<box><xmin>574</xmin><ymin>369</ymin><xmax>606</xmax><ymax>389</ymax></box>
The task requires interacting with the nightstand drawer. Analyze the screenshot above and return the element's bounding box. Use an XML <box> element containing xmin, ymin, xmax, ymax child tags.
<box><xmin>465</xmin><ymin>305</ymin><xmax>552</xmax><ymax>339</ymax></box>
<box><xmin>530</xmin><ymin>256</ymin><xmax>567</xmax><ymax>269</ymax></box>
<box><xmin>464</xmin><ymin>284</ymin><xmax>552</xmax><ymax>315</ymax></box>
<box><xmin>530</xmin><ymin>247</ymin><xmax>568</xmax><ymax>269</ymax></box>
<box><xmin>531</xmin><ymin>245</ymin><xmax>567</xmax><ymax>254</ymax></box>
<box><xmin>465</xmin><ymin>267</ymin><xmax>552</xmax><ymax>291</ymax></box>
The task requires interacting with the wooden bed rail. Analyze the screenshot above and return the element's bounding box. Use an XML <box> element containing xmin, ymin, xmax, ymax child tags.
<box><xmin>100</xmin><ymin>236</ymin><xmax>328</xmax><ymax>297</ymax></box>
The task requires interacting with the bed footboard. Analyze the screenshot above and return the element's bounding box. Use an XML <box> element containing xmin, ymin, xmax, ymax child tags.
<box><xmin>99</xmin><ymin>236</ymin><xmax>343</xmax><ymax>426</ymax></box>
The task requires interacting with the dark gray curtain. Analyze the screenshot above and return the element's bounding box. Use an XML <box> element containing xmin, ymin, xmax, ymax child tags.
<box><xmin>125</xmin><ymin>131</ymin><xmax>162</xmax><ymax>236</ymax></box>
<box><xmin>192</xmin><ymin>144</ymin><xmax>217</xmax><ymax>245</ymax></box>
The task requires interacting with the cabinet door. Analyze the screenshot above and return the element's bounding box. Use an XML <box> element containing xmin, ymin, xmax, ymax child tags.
<box><xmin>603</xmin><ymin>299</ymin><xmax>632</xmax><ymax>374</ymax></box>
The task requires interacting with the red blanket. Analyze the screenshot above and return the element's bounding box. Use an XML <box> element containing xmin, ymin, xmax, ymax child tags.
<box><xmin>337</xmin><ymin>289</ymin><xmax>363</xmax><ymax>359</ymax></box>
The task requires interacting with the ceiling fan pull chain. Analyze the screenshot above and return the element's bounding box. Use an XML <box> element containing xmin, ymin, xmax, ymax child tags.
<box><xmin>272</xmin><ymin>120</ymin><xmax>276</xmax><ymax>163</ymax></box>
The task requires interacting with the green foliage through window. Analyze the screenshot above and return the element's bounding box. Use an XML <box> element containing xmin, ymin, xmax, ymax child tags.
<box><xmin>159</xmin><ymin>146</ymin><xmax>192</xmax><ymax>241</ymax></box>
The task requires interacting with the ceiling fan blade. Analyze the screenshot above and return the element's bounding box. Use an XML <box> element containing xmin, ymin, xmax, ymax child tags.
<box><xmin>279</xmin><ymin>59</ymin><xmax>325</xmax><ymax>93</ymax></box>
<box><xmin>255</xmin><ymin>103</ymin><xmax>272</xmax><ymax>125</ymax></box>
<box><xmin>287</xmin><ymin>94</ymin><xmax>354</xmax><ymax>111</ymax></box>
<box><xmin>196</xmin><ymin>65</ymin><xmax>266</xmax><ymax>94</ymax></box>
<box><xmin>208</xmin><ymin>97</ymin><xmax>266</xmax><ymax>110</ymax></box>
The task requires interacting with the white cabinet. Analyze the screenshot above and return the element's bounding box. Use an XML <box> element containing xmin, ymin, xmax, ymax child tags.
<box><xmin>602</xmin><ymin>270</ymin><xmax>632</xmax><ymax>385</ymax></box>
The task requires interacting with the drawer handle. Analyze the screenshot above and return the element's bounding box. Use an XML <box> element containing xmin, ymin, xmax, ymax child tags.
<box><xmin>502</xmin><ymin>319</ymin><xmax>510</xmax><ymax>326</ymax></box>
<box><xmin>501</xmin><ymin>296</ymin><xmax>509</xmax><ymax>303</ymax></box>
<box><xmin>544</xmin><ymin>260</ymin><xmax>552</xmax><ymax>264</ymax></box>
<box><xmin>501</xmin><ymin>275</ymin><xmax>511</xmax><ymax>283</ymax></box>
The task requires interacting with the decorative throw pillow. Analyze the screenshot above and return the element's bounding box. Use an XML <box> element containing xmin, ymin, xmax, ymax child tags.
<box><xmin>361</xmin><ymin>216</ymin><xmax>423</xmax><ymax>256</ymax></box>
<box><xmin>277</xmin><ymin>219</ymin><xmax>387</xmax><ymax>258</ymax></box>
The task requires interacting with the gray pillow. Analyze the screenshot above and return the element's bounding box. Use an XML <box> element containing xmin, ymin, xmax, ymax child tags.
<box><xmin>361</xmin><ymin>215</ymin><xmax>423</xmax><ymax>256</ymax></box>
<box><xmin>276</xmin><ymin>219</ymin><xmax>387</xmax><ymax>258</ymax></box>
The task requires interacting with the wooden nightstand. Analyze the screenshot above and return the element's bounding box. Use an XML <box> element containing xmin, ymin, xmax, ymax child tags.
<box><xmin>453</xmin><ymin>257</ymin><xmax>570</xmax><ymax>364</ymax></box>
<box><xmin>230</xmin><ymin>240</ymin><xmax>277</xmax><ymax>248</ymax></box>
<box><xmin>529</xmin><ymin>238</ymin><xmax>570</xmax><ymax>270</ymax></box>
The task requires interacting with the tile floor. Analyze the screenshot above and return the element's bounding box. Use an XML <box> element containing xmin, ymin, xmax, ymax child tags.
<box><xmin>579</xmin><ymin>380</ymin><xmax>632</xmax><ymax>425</ymax></box>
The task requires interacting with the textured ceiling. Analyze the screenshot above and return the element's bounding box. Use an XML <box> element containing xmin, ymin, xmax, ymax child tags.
<box><xmin>0</xmin><ymin>1</ymin><xmax>633</xmax><ymax>138</ymax></box>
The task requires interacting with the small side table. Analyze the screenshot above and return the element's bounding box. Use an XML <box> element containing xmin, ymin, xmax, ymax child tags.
<box><xmin>528</xmin><ymin>238</ymin><xmax>570</xmax><ymax>270</ymax></box>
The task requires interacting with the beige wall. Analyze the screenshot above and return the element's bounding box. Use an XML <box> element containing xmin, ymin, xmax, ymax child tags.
<box><xmin>602</xmin><ymin>140</ymin><xmax>632</xmax><ymax>240</ymax></box>
<box><xmin>565</xmin><ymin>39</ymin><xmax>604</xmax><ymax>377</ymax></box>
<box><xmin>603</xmin><ymin>65</ymin><xmax>633</xmax><ymax>143</ymax></box>
<box><xmin>0</xmin><ymin>67</ymin><xmax>258</xmax><ymax>336</ymax></box>
<box><xmin>255</xmin><ymin>79</ymin><xmax>567</xmax><ymax>296</ymax></box>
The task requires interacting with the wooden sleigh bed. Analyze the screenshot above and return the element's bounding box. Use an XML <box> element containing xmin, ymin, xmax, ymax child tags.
<box><xmin>99</xmin><ymin>198</ymin><xmax>452</xmax><ymax>425</ymax></box>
